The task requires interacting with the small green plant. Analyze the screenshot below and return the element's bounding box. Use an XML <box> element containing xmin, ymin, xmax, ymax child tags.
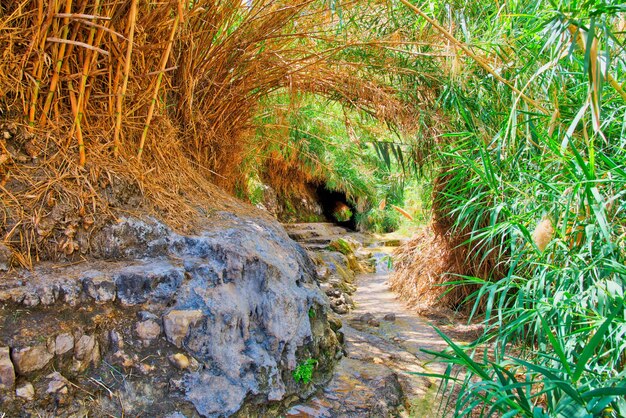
<box><xmin>293</xmin><ymin>358</ymin><xmax>317</xmax><ymax>384</ymax></box>
<box><xmin>308</xmin><ymin>307</ymin><xmax>316</xmax><ymax>319</ymax></box>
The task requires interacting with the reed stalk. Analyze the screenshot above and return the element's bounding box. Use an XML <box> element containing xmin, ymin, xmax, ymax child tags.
<box><xmin>137</xmin><ymin>0</ymin><xmax>182</xmax><ymax>161</ymax></box>
<box><xmin>113</xmin><ymin>0</ymin><xmax>138</xmax><ymax>158</ymax></box>
<box><xmin>70</xmin><ymin>0</ymin><xmax>101</xmax><ymax>166</ymax></box>
<box><xmin>40</xmin><ymin>0</ymin><xmax>73</xmax><ymax>125</ymax></box>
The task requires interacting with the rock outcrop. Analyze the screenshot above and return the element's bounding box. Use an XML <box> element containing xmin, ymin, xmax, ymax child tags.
<box><xmin>0</xmin><ymin>213</ymin><xmax>341</xmax><ymax>417</ymax></box>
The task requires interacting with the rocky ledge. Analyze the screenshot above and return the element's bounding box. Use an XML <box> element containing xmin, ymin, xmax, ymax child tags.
<box><xmin>0</xmin><ymin>213</ymin><xmax>341</xmax><ymax>417</ymax></box>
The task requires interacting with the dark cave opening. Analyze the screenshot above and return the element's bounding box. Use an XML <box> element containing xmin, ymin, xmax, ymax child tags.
<box><xmin>314</xmin><ymin>185</ymin><xmax>357</xmax><ymax>230</ymax></box>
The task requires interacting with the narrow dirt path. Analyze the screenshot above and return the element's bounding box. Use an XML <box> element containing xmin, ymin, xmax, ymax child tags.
<box><xmin>284</xmin><ymin>224</ymin><xmax>456</xmax><ymax>417</ymax></box>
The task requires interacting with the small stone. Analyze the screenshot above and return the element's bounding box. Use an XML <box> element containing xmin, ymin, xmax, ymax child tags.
<box><xmin>138</xmin><ymin>311</ymin><xmax>158</xmax><ymax>321</ymax></box>
<box><xmin>72</xmin><ymin>334</ymin><xmax>99</xmax><ymax>372</ymax></box>
<box><xmin>383</xmin><ymin>313</ymin><xmax>396</xmax><ymax>322</ymax></box>
<box><xmin>367</xmin><ymin>318</ymin><xmax>380</xmax><ymax>327</ymax></box>
<box><xmin>358</xmin><ymin>313</ymin><xmax>375</xmax><ymax>323</ymax></box>
<box><xmin>59</xmin><ymin>282</ymin><xmax>81</xmax><ymax>306</ymax></box>
<box><xmin>11</xmin><ymin>344</ymin><xmax>54</xmax><ymax>375</ymax></box>
<box><xmin>46</xmin><ymin>372</ymin><xmax>70</xmax><ymax>405</ymax></box>
<box><xmin>331</xmin><ymin>303</ymin><xmax>349</xmax><ymax>315</ymax></box>
<box><xmin>46</xmin><ymin>372</ymin><xmax>68</xmax><ymax>393</ymax></box>
<box><xmin>327</xmin><ymin>315</ymin><xmax>343</xmax><ymax>332</ymax></box>
<box><xmin>16</xmin><ymin>382</ymin><xmax>34</xmax><ymax>400</ymax></box>
<box><xmin>0</xmin><ymin>243</ymin><xmax>11</xmax><ymax>272</ymax></box>
<box><xmin>163</xmin><ymin>310</ymin><xmax>204</xmax><ymax>347</ymax></box>
<box><xmin>137</xmin><ymin>362</ymin><xmax>155</xmax><ymax>375</ymax></box>
<box><xmin>74</xmin><ymin>335</ymin><xmax>96</xmax><ymax>361</ymax></box>
<box><xmin>2</xmin><ymin>131</ymin><xmax>10</xmax><ymax>140</ymax></box>
<box><xmin>37</xmin><ymin>284</ymin><xmax>58</xmax><ymax>305</ymax></box>
<box><xmin>373</xmin><ymin>357</ymin><xmax>384</xmax><ymax>364</ymax></box>
<box><xmin>113</xmin><ymin>351</ymin><xmax>134</xmax><ymax>368</ymax></box>
<box><xmin>169</xmin><ymin>353</ymin><xmax>190</xmax><ymax>370</ymax></box>
<box><xmin>136</xmin><ymin>320</ymin><xmax>161</xmax><ymax>341</ymax></box>
<box><xmin>0</xmin><ymin>347</ymin><xmax>15</xmax><ymax>389</ymax></box>
<box><xmin>55</xmin><ymin>333</ymin><xmax>74</xmax><ymax>355</ymax></box>
<box><xmin>109</xmin><ymin>329</ymin><xmax>124</xmax><ymax>351</ymax></box>
<box><xmin>81</xmin><ymin>272</ymin><xmax>116</xmax><ymax>303</ymax></box>
<box><xmin>169</xmin><ymin>378</ymin><xmax>185</xmax><ymax>393</ymax></box>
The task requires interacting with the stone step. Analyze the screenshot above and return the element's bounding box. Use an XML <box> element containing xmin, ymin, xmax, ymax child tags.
<box><xmin>302</xmin><ymin>243</ymin><xmax>331</xmax><ymax>251</ymax></box>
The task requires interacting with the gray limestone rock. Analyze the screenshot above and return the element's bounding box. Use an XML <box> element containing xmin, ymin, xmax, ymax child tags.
<box><xmin>0</xmin><ymin>214</ymin><xmax>340</xmax><ymax>416</ymax></box>
<box><xmin>81</xmin><ymin>271</ymin><xmax>116</xmax><ymax>302</ymax></box>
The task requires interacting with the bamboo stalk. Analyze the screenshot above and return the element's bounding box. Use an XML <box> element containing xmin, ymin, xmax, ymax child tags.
<box><xmin>40</xmin><ymin>0</ymin><xmax>73</xmax><ymax>125</ymax></box>
<box><xmin>113</xmin><ymin>0</ymin><xmax>138</xmax><ymax>157</ymax></box>
<box><xmin>28</xmin><ymin>0</ymin><xmax>49</xmax><ymax>128</ymax></box>
<box><xmin>71</xmin><ymin>0</ymin><xmax>102</xmax><ymax>166</ymax></box>
<box><xmin>137</xmin><ymin>0</ymin><xmax>183</xmax><ymax>161</ymax></box>
<box><xmin>398</xmin><ymin>0</ymin><xmax>549</xmax><ymax>115</ymax></box>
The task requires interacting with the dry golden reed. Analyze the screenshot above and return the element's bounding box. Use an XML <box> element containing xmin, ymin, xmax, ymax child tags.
<box><xmin>0</xmin><ymin>0</ymin><xmax>420</xmax><ymax>263</ymax></box>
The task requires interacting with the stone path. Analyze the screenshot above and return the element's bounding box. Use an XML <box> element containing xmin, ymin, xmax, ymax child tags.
<box><xmin>283</xmin><ymin>224</ymin><xmax>453</xmax><ymax>417</ymax></box>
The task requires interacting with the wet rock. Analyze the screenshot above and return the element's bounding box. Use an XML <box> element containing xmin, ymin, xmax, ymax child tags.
<box><xmin>16</xmin><ymin>382</ymin><xmax>34</xmax><ymax>400</ymax></box>
<box><xmin>0</xmin><ymin>242</ymin><xmax>11</xmax><ymax>271</ymax></box>
<box><xmin>0</xmin><ymin>347</ymin><xmax>15</xmax><ymax>389</ymax></box>
<box><xmin>136</xmin><ymin>319</ymin><xmax>161</xmax><ymax>341</ymax></box>
<box><xmin>168</xmin><ymin>353</ymin><xmax>190</xmax><ymax>370</ymax></box>
<box><xmin>383</xmin><ymin>313</ymin><xmax>396</xmax><ymax>322</ymax></box>
<box><xmin>11</xmin><ymin>343</ymin><xmax>54</xmax><ymax>375</ymax></box>
<box><xmin>163</xmin><ymin>310</ymin><xmax>203</xmax><ymax>348</ymax></box>
<box><xmin>55</xmin><ymin>333</ymin><xmax>74</xmax><ymax>355</ymax></box>
<box><xmin>81</xmin><ymin>271</ymin><xmax>116</xmax><ymax>302</ymax></box>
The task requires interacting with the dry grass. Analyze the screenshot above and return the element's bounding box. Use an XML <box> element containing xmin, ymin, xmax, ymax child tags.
<box><xmin>390</xmin><ymin>225</ymin><xmax>477</xmax><ymax>312</ymax></box>
<box><xmin>0</xmin><ymin>0</ymin><xmax>420</xmax><ymax>265</ymax></box>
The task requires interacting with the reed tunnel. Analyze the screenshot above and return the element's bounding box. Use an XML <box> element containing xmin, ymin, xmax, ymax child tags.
<box><xmin>314</xmin><ymin>185</ymin><xmax>357</xmax><ymax>230</ymax></box>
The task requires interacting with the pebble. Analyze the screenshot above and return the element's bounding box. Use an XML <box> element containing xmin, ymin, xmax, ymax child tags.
<box><xmin>383</xmin><ymin>313</ymin><xmax>396</xmax><ymax>322</ymax></box>
<box><xmin>169</xmin><ymin>353</ymin><xmax>190</xmax><ymax>370</ymax></box>
<box><xmin>16</xmin><ymin>382</ymin><xmax>34</xmax><ymax>400</ymax></box>
<box><xmin>163</xmin><ymin>310</ymin><xmax>203</xmax><ymax>347</ymax></box>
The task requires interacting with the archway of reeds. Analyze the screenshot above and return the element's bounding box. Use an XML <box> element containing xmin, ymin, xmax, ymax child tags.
<box><xmin>0</xmin><ymin>0</ymin><xmax>433</xmax><ymax>265</ymax></box>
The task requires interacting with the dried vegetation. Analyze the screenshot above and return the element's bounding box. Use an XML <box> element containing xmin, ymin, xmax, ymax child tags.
<box><xmin>0</xmin><ymin>0</ymin><xmax>420</xmax><ymax>265</ymax></box>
